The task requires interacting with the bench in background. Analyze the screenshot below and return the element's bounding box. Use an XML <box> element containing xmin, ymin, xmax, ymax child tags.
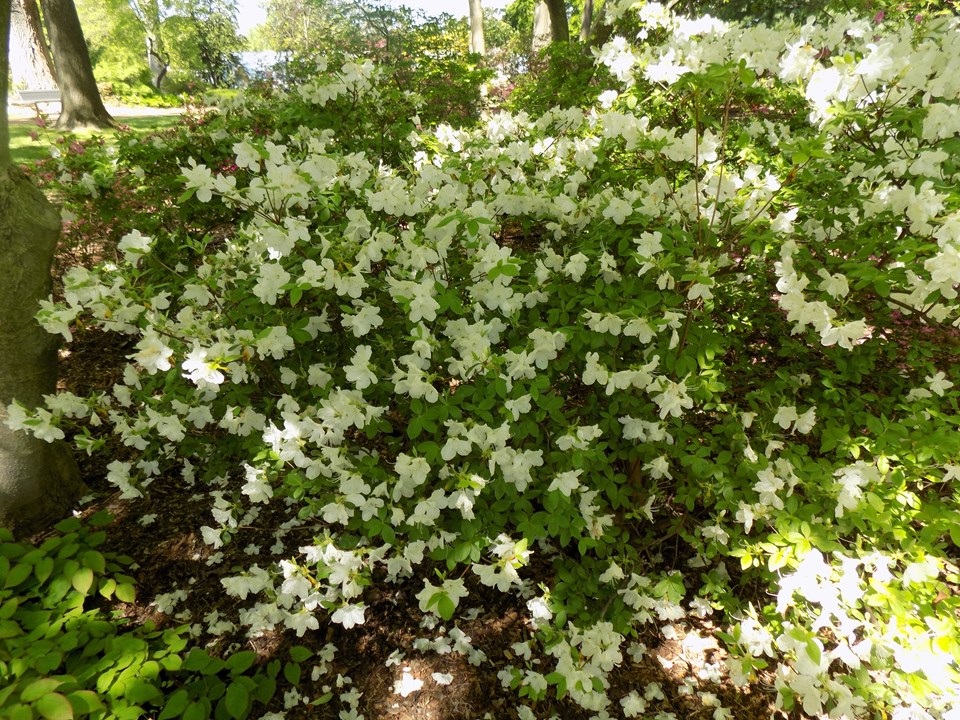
<box><xmin>12</xmin><ymin>89</ymin><xmax>62</xmax><ymax>113</ymax></box>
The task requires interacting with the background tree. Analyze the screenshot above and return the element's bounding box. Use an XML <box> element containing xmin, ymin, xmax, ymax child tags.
<box><xmin>531</xmin><ymin>0</ymin><xmax>550</xmax><ymax>50</ymax></box>
<box><xmin>469</xmin><ymin>0</ymin><xmax>485</xmax><ymax>54</ymax></box>
<box><xmin>578</xmin><ymin>0</ymin><xmax>592</xmax><ymax>41</ymax></box>
<box><xmin>165</xmin><ymin>0</ymin><xmax>242</xmax><ymax>87</ymax></box>
<box><xmin>77</xmin><ymin>0</ymin><xmax>243</xmax><ymax>93</ymax></box>
<box><xmin>9</xmin><ymin>0</ymin><xmax>55</xmax><ymax>89</ymax></box>
<box><xmin>128</xmin><ymin>0</ymin><xmax>169</xmax><ymax>88</ymax></box>
<box><xmin>77</xmin><ymin>0</ymin><xmax>151</xmax><ymax>93</ymax></box>
<box><xmin>544</xmin><ymin>0</ymin><xmax>568</xmax><ymax>41</ymax></box>
<box><xmin>508</xmin><ymin>0</ymin><xmax>576</xmax><ymax>50</ymax></box>
<box><xmin>40</xmin><ymin>0</ymin><xmax>114</xmax><ymax>127</ymax></box>
<box><xmin>470</xmin><ymin>0</ymin><xmax>487</xmax><ymax>55</ymax></box>
<box><xmin>670</xmin><ymin>0</ymin><xmax>956</xmax><ymax>22</ymax></box>
<box><xmin>0</xmin><ymin>0</ymin><xmax>83</xmax><ymax>535</ymax></box>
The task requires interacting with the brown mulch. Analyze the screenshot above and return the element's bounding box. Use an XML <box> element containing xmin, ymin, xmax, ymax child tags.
<box><xmin>55</xmin><ymin>319</ymin><xmax>787</xmax><ymax>720</ymax></box>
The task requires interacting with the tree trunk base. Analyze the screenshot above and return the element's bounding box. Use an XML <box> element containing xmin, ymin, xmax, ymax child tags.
<box><xmin>55</xmin><ymin>108</ymin><xmax>117</xmax><ymax>130</ymax></box>
<box><xmin>0</xmin><ymin>433</ymin><xmax>83</xmax><ymax>536</ymax></box>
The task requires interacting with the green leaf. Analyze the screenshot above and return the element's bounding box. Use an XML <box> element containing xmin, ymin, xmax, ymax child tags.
<box><xmin>34</xmin><ymin>692</ymin><xmax>74</xmax><ymax>720</ymax></box>
<box><xmin>5</xmin><ymin>562</ymin><xmax>33</xmax><ymax>589</ymax></box>
<box><xmin>225</xmin><ymin>650</ymin><xmax>257</xmax><ymax>675</ymax></box>
<box><xmin>224</xmin><ymin>682</ymin><xmax>250</xmax><ymax>720</ymax></box>
<box><xmin>71</xmin><ymin>568</ymin><xmax>94</xmax><ymax>596</ymax></box>
<box><xmin>0</xmin><ymin>619</ymin><xmax>23</xmax><ymax>639</ymax></box>
<box><xmin>34</xmin><ymin>557</ymin><xmax>54</xmax><ymax>584</ymax></box>
<box><xmin>124</xmin><ymin>680</ymin><xmax>161</xmax><ymax>705</ymax></box>
<box><xmin>81</xmin><ymin>551</ymin><xmax>106</xmax><ymax>574</ymax></box>
<box><xmin>0</xmin><ymin>597</ymin><xmax>18</xmax><ymax>620</ymax></box>
<box><xmin>436</xmin><ymin>594</ymin><xmax>456</xmax><ymax>621</ymax></box>
<box><xmin>253</xmin><ymin>676</ymin><xmax>276</xmax><ymax>705</ymax></box>
<box><xmin>7</xmin><ymin>704</ymin><xmax>33</xmax><ymax>720</ymax></box>
<box><xmin>157</xmin><ymin>689</ymin><xmax>189</xmax><ymax>720</ymax></box>
<box><xmin>182</xmin><ymin>648</ymin><xmax>212</xmax><ymax>673</ymax></box>
<box><xmin>99</xmin><ymin>578</ymin><xmax>116</xmax><ymax>600</ymax></box>
<box><xmin>54</xmin><ymin>517</ymin><xmax>81</xmax><ymax>534</ymax></box>
<box><xmin>407</xmin><ymin>416</ymin><xmax>423</xmax><ymax>440</ymax></box>
<box><xmin>288</xmin><ymin>646</ymin><xmax>312</xmax><ymax>663</ymax></box>
<box><xmin>36</xmin><ymin>650</ymin><xmax>63</xmax><ymax>675</ymax></box>
<box><xmin>283</xmin><ymin>661</ymin><xmax>301</xmax><ymax>685</ymax></box>
<box><xmin>66</xmin><ymin>691</ymin><xmax>103</xmax><ymax>715</ymax></box>
<box><xmin>87</xmin><ymin>510</ymin><xmax>113</xmax><ymax>527</ymax></box>
<box><xmin>115</xmin><ymin>583</ymin><xmax>136</xmax><ymax>603</ymax></box>
<box><xmin>22</xmin><ymin>679</ymin><xmax>63</xmax><ymax>703</ymax></box>
<box><xmin>182</xmin><ymin>701</ymin><xmax>207</xmax><ymax>720</ymax></box>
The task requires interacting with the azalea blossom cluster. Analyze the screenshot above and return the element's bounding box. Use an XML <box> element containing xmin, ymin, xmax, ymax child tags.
<box><xmin>6</xmin><ymin>3</ymin><xmax>960</xmax><ymax>718</ymax></box>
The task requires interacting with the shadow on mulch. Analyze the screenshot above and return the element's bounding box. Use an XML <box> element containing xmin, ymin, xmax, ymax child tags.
<box><xmin>55</xmin><ymin>320</ymin><xmax>786</xmax><ymax>720</ymax></box>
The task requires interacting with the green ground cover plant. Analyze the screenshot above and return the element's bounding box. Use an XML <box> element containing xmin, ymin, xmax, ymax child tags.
<box><xmin>5</xmin><ymin>3</ymin><xmax>960</xmax><ymax>719</ymax></box>
<box><xmin>0</xmin><ymin>512</ymin><xmax>286</xmax><ymax>719</ymax></box>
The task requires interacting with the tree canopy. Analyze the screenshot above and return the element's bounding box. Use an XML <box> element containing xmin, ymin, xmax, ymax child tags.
<box><xmin>77</xmin><ymin>0</ymin><xmax>243</xmax><ymax>92</ymax></box>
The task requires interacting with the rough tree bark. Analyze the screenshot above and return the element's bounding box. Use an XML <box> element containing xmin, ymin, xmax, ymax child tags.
<box><xmin>468</xmin><ymin>0</ymin><xmax>485</xmax><ymax>55</ymax></box>
<box><xmin>39</xmin><ymin>0</ymin><xmax>115</xmax><ymax>128</ymax></box>
<box><xmin>544</xmin><ymin>0</ymin><xmax>569</xmax><ymax>43</ymax></box>
<box><xmin>10</xmin><ymin>0</ymin><xmax>55</xmax><ymax>89</ymax></box>
<box><xmin>0</xmin><ymin>0</ymin><xmax>84</xmax><ymax>535</ymax></box>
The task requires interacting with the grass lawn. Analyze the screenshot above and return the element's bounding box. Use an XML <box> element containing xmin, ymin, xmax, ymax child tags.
<box><xmin>8</xmin><ymin>113</ymin><xmax>184</xmax><ymax>165</ymax></box>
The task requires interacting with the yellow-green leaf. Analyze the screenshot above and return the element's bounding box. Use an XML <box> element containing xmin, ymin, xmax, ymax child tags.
<box><xmin>34</xmin><ymin>692</ymin><xmax>75</xmax><ymax>720</ymax></box>
<box><xmin>71</xmin><ymin>567</ymin><xmax>94</xmax><ymax>596</ymax></box>
<box><xmin>22</xmin><ymin>678</ymin><xmax>62</xmax><ymax>703</ymax></box>
<box><xmin>115</xmin><ymin>583</ymin><xmax>136</xmax><ymax>603</ymax></box>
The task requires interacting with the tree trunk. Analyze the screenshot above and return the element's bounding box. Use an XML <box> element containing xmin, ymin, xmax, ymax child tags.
<box><xmin>0</xmin><ymin>168</ymin><xmax>84</xmax><ymax>536</ymax></box>
<box><xmin>579</xmin><ymin>0</ymin><xmax>593</xmax><ymax>43</ymax></box>
<box><xmin>544</xmin><ymin>0</ymin><xmax>569</xmax><ymax>43</ymax></box>
<box><xmin>587</xmin><ymin>0</ymin><xmax>613</xmax><ymax>48</ymax></box>
<box><xmin>128</xmin><ymin>0</ymin><xmax>168</xmax><ymax>89</ymax></box>
<box><xmin>2</xmin><ymin>0</ymin><xmax>11</xmax><ymax>166</ymax></box>
<box><xmin>468</xmin><ymin>0</ymin><xmax>485</xmax><ymax>55</ymax></box>
<box><xmin>532</xmin><ymin>0</ymin><xmax>550</xmax><ymax>52</ymax></box>
<box><xmin>1</xmin><ymin>0</ymin><xmax>83</xmax><ymax>536</ymax></box>
<box><xmin>146</xmin><ymin>34</ymin><xmax>168</xmax><ymax>89</ymax></box>
<box><xmin>10</xmin><ymin>0</ymin><xmax>56</xmax><ymax>89</ymax></box>
<box><xmin>39</xmin><ymin>0</ymin><xmax>114</xmax><ymax>129</ymax></box>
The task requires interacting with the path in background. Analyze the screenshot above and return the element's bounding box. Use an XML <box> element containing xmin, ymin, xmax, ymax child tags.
<box><xmin>7</xmin><ymin>103</ymin><xmax>184</xmax><ymax>123</ymax></box>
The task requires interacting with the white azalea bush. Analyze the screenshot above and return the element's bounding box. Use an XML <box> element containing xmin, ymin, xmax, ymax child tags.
<box><xmin>10</xmin><ymin>4</ymin><xmax>960</xmax><ymax>718</ymax></box>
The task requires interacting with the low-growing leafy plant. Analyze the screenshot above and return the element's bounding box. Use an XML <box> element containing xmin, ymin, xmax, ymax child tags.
<box><xmin>0</xmin><ymin>512</ymin><xmax>279</xmax><ymax>719</ymax></box>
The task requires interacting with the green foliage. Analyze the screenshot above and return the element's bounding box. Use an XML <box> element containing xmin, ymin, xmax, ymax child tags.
<box><xmin>0</xmin><ymin>511</ymin><xmax>145</xmax><ymax>719</ymax></box>
<box><xmin>14</xmin><ymin>4</ymin><xmax>960</xmax><ymax>719</ymax></box>
<box><xmin>77</xmin><ymin>0</ymin><xmax>244</xmax><ymax>91</ymax></box>
<box><xmin>163</xmin><ymin>0</ymin><xmax>244</xmax><ymax>89</ymax></box>
<box><xmin>506</xmin><ymin>40</ymin><xmax>608</xmax><ymax>114</ymax></box>
<box><xmin>664</xmin><ymin>0</ymin><xmax>955</xmax><ymax>23</ymax></box>
<box><xmin>77</xmin><ymin>0</ymin><xmax>152</xmax><ymax>88</ymax></box>
<box><xmin>0</xmin><ymin>513</ymin><xmax>278</xmax><ymax>719</ymax></box>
